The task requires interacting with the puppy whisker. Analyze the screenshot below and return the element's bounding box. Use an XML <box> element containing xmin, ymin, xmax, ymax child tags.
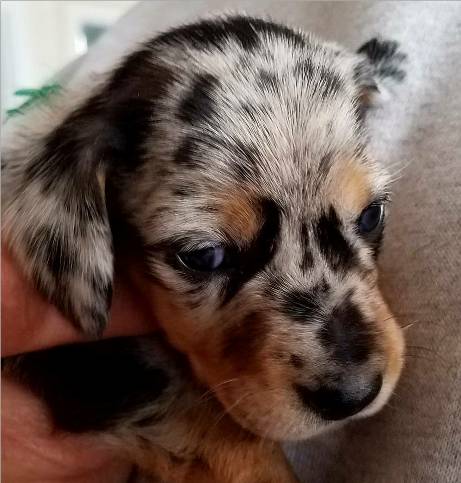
<box><xmin>208</xmin><ymin>392</ymin><xmax>252</xmax><ymax>433</ymax></box>
<box><xmin>198</xmin><ymin>378</ymin><xmax>240</xmax><ymax>402</ymax></box>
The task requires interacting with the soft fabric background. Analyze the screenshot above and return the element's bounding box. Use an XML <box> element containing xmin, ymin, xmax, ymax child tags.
<box><xmin>55</xmin><ymin>2</ymin><xmax>461</xmax><ymax>482</ymax></box>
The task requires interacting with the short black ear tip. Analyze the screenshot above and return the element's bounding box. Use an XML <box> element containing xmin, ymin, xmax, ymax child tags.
<box><xmin>357</xmin><ymin>37</ymin><xmax>407</xmax><ymax>63</ymax></box>
<box><xmin>356</xmin><ymin>37</ymin><xmax>407</xmax><ymax>85</ymax></box>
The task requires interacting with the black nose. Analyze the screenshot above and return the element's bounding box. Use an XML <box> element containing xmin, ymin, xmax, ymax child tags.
<box><xmin>295</xmin><ymin>374</ymin><xmax>382</xmax><ymax>421</ymax></box>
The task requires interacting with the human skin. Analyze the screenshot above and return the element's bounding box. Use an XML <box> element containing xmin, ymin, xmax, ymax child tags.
<box><xmin>1</xmin><ymin>247</ymin><xmax>157</xmax><ymax>483</ymax></box>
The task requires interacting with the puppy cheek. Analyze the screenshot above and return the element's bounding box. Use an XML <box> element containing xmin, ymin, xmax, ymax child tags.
<box><xmin>380</xmin><ymin>300</ymin><xmax>405</xmax><ymax>389</ymax></box>
<box><xmin>148</xmin><ymin>284</ymin><xmax>198</xmax><ymax>350</ymax></box>
<box><xmin>148</xmin><ymin>284</ymin><xmax>223</xmax><ymax>384</ymax></box>
<box><xmin>212</xmin><ymin>370</ymin><xmax>279</xmax><ymax>436</ymax></box>
<box><xmin>358</xmin><ymin>294</ymin><xmax>405</xmax><ymax>418</ymax></box>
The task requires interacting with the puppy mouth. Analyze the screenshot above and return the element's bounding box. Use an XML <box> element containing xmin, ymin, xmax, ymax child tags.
<box><xmin>294</xmin><ymin>373</ymin><xmax>383</xmax><ymax>421</ymax></box>
<box><xmin>212</xmin><ymin>325</ymin><xmax>405</xmax><ymax>441</ymax></box>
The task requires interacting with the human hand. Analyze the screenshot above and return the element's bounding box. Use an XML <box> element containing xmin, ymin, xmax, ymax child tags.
<box><xmin>2</xmin><ymin>247</ymin><xmax>157</xmax><ymax>482</ymax></box>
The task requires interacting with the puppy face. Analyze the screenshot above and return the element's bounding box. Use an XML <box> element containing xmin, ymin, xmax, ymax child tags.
<box><xmin>2</xmin><ymin>17</ymin><xmax>405</xmax><ymax>440</ymax></box>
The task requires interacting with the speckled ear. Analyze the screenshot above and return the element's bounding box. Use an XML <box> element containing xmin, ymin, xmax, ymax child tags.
<box><xmin>1</xmin><ymin>46</ymin><xmax>174</xmax><ymax>336</ymax></box>
<box><xmin>2</xmin><ymin>98</ymin><xmax>115</xmax><ymax>336</ymax></box>
<box><xmin>354</xmin><ymin>38</ymin><xmax>407</xmax><ymax>118</ymax></box>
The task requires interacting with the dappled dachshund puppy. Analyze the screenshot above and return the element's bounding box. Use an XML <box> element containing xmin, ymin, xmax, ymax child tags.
<box><xmin>2</xmin><ymin>15</ymin><xmax>406</xmax><ymax>482</ymax></box>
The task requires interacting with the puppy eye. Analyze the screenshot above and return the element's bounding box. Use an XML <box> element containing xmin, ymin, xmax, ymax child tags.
<box><xmin>177</xmin><ymin>245</ymin><xmax>226</xmax><ymax>272</ymax></box>
<box><xmin>358</xmin><ymin>203</ymin><xmax>384</xmax><ymax>234</ymax></box>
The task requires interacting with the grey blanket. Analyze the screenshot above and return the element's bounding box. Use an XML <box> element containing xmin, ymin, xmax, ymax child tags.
<box><xmin>64</xmin><ymin>2</ymin><xmax>461</xmax><ymax>481</ymax></box>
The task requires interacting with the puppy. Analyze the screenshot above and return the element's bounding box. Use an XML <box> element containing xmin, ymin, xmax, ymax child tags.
<box><xmin>2</xmin><ymin>15</ymin><xmax>406</xmax><ymax>482</ymax></box>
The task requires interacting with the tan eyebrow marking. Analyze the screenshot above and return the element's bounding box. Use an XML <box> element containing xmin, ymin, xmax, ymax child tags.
<box><xmin>327</xmin><ymin>158</ymin><xmax>373</xmax><ymax>214</ymax></box>
<box><xmin>215</xmin><ymin>188</ymin><xmax>260</xmax><ymax>241</ymax></box>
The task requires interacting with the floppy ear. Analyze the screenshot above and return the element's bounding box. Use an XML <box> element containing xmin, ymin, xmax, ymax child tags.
<box><xmin>354</xmin><ymin>38</ymin><xmax>407</xmax><ymax>118</ymax></box>
<box><xmin>2</xmin><ymin>47</ymin><xmax>173</xmax><ymax>335</ymax></box>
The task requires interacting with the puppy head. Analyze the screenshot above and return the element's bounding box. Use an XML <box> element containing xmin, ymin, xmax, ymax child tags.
<box><xmin>2</xmin><ymin>16</ymin><xmax>406</xmax><ymax>440</ymax></box>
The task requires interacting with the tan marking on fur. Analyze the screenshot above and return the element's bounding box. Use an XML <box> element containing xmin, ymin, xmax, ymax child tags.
<box><xmin>133</xmin><ymin>412</ymin><xmax>297</xmax><ymax>483</ymax></box>
<box><xmin>220</xmin><ymin>311</ymin><xmax>268</xmax><ymax>372</ymax></box>
<box><xmin>375</xmin><ymin>295</ymin><xmax>405</xmax><ymax>384</ymax></box>
<box><xmin>215</xmin><ymin>189</ymin><xmax>260</xmax><ymax>241</ymax></box>
<box><xmin>328</xmin><ymin>158</ymin><xmax>373</xmax><ymax>214</ymax></box>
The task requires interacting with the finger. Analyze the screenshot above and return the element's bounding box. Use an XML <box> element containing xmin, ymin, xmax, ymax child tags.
<box><xmin>1</xmin><ymin>377</ymin><xmax>134</xmax><ymax>483</ymax></box>
<box><xmin>2</xmin><ymin>248</ymin><xmax>157</xmax><ymax>357</ymax></box>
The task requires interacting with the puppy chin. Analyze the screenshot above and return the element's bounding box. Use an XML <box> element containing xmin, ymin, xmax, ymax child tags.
<box><xmin>351</xmin><ymin>368</ymin><xmax>402</xmax><ymax>420</ymax></box>
<box><xmin>353</xmin><ymin>345</ymin><xmax>405</xmax><ymax>420</ymax></box>
<box><xmin>221</xmin><ymin>400</ymin><xmax>337</xmax><ymax>442</ymax></box>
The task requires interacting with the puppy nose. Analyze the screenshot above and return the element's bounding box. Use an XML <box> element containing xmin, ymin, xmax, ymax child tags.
<box><xmin>295</xmin><ymin>374</ymin><xmax>382</xmax><ymax>420</ymax></box>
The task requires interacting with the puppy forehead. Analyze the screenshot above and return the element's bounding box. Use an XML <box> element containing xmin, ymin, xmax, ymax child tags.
<box><xmin>139</xmin><ymin>17</ymin><xmax>388</xmax><ymax>243</ymax></box>
<box><xmin>171</xmin><ymin>40</ymin><xmax>360</xmax><ymax>160</ymax></box>
<box><xmin>162</xmin><ymin>27</ymin><xmax>377</xmax><ymax>192</ymax></box>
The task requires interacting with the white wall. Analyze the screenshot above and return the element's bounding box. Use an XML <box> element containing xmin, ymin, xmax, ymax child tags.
<box><xmin>1</xmin><ymin>1</ymin><xmax>137</xmax><ymax>115</ymax></box>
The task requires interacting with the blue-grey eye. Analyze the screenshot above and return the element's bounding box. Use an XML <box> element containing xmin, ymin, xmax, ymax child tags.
<box><xmin>358</xmin><ymin>203</ymin><xmax>384</xmax><ymax>234</ymax></box>
<box><xmin>177</xmin><ymin>245</ymin><xmax>226</xmax><ymax>272</ymax></box>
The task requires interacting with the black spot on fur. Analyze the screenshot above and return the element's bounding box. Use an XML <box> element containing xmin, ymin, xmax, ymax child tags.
<box><xmin>222</xmin><ymin>199</ymin><xmax>281</xmax><ymax>303</ymax></box>
<box><xmin>257</xmin><ymin>69</ymin><xmax>279</xmax><ymax>92</ymax></box>
<box><xmin>156</xmin><ymin>15</ymin><xmax>306</xmax><ymax>52</ymax></box>
<box><xmin>319</xmin><ymin>294</ymin><xmax>373</xmax><ymax>364</ymax></box>
<box><xmin>249</xmin><ymin>18</ymin><xmax>306</xmax><ymax>48</ymax></box>
<box><xmin>281</xmin><ymin>281</ymin><xmax>329</xmax><ymax>323</ymax></box>
<box><xmin>173</xmin><ymin>137</ymin><xmax>202</xmax><ymax>169</ymax></box>
<box><xmin>315</xmin><ymin>207</ymin><xmax>356</xmax><ymax>271</ymax></box>
<box><xmin>231</xmin><ymin>140</ymin><xmax>260</xmax><ymax>181</ymax></box>
<box><xmin>173</xmin><ymin>187</ymin><xmax>194</xmax><ymax>198</ymax></box>
<box><xmin>232</xmin><ymin>162</ymin><xmax>253</xmax><ymax>181</ymax></box>
<box><xmin>156</xmin><ymin>16</ymin><xmax>261</xmax><ymax>51</ymax></box>
<box><xmin>319</xmin><ymin>67</ymin><xmax>343</xmax><ymax>99</ymax></box>
<box><xmin>294</xmin><ymin>61</ymin><xmax>343</xmax><ymax>98</ymax></box>
<box><xmin>358</xmin><ymin>37</ymin><xmax>398</xmax><ymax>64</ymax></box>
<box><xmin>290</xmin><ymin>354</ymin><xmax>305</xmax><ymax>369</ymax></box>
<box><xmin>26</xmin><ymin>226</ymin><xmax>75</xmax><ymax>276</ymax></box>
<box><xmin>294</xmin><ymin>59</ymin><xmax>314</xmax><ymax>79</ymax></box>
<box><xmin>241</xmin><ymin>103</ymin><xmax>259</xmax><ymax>121</ymax></box>
<box><xmin>198</xmin><ymin>204</ymin><xmax>218</xmax><ymax>213</ymax></box>
<box><xmin>105</xmin><ymin>47</ymin><xmax>175</xmax><ymax>169</ymax></box>
<box><xmin>3</xmin><ymin>337</ymin><xmax>170</xmax><ymax>432</ymax></box>
<box><xmin>263</xmin><ymin>274</ymin><xmax>286</xmax><ymax>299</ymax></box>
<box><xmin>300</xmin><ymin>222</ymin><xmax>314</xmax><ymax>271</ymax></box>
<box><xmin>357</xmin><ymin>38</ymin><xmax>406</xmax><ymax>82</ymax></box>
<box><xmin>240</xmin><ymin>103</ymin><xmax>274</xmax><ymax>130</ymax></box>
<box><xmin>178</xmin><ymin>73</ymin><xmax>219</xmax><ymax>125</ymax></box>
<box><xmin>63</xmin><ymin>195</ymin><xmax>105</xmax><ymax>235</ymax></box>
<box><xmin>235</xmin><ymin>140</ymin><xmax>260</xmax><ymax>165</ymax></box>
<box><xmin>319</xmin><ymin>151</ymin><xmax>334</xmax><ymax>176</ymax></box>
